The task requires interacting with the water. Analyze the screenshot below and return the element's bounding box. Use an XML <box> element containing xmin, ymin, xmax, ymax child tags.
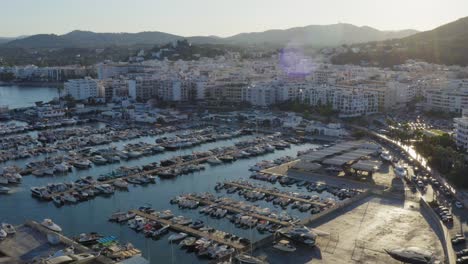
<box><xmin>0</xmin><ymin>85</ymin><xmax>58</xmax><ymax>109</ymax></box>
<box><xmin>0</xmin><ymin>130</ymin><xmax>321</xmax><ymax>263</ymax></box>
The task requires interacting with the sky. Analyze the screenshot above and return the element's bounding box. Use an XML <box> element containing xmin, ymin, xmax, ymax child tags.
<box><xmin>1</xmin><ymin>0</ymin><xmax>468</xmax><ymax>37</ymax></box>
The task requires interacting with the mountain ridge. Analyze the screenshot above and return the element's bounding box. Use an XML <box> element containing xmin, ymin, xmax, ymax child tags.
<box><xmin>1</xmin><ymin>23</ymin><xmax>419</xmax><ymax>49</ymax></box>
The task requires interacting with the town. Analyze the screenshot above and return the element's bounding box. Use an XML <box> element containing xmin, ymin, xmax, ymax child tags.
<box><xmin>1</xmin><ymin>4</ymin><xmax>468</xmax><ymax>264</ymax></box>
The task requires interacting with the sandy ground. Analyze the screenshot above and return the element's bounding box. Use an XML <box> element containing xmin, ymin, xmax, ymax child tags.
<box><xmin>255</xmin><ymin>195</ymin><xmax>444</xmax><ymax>264</ymax></box>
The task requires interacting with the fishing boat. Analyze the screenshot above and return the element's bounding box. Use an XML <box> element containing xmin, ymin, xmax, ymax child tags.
<box><xmin>41</xmin><ymin>219</ymin><xmax>62</xmax><ymax>232</ymax></box>
<box><xmin>168</xmin><ymin>232</ymin><xmax>188</xmax><ymax>243</ymax></box>
<box><xmin>273</xmin><ymin>240</ymin><xmax>296</xmax><ymax>252</ymax></box>
<box><xmin>1</xmin><ymin>223</ymin><xmax>15</xmax><ymax>235</ymax></box>
<box><xmin>76</xmin><ymin>232</ymin><xmax>102</xmax><ymax>246</ymax></box>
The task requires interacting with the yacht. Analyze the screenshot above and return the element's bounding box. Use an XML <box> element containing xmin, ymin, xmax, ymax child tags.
<box><xmin>235</xmin><ymin>254</ymin><xmax>268</xmax><ymax>264</ymax></box>
<box><xmin>168</xmin><ymin>232</ymin><xmax>188</xmax><ymax>242</ymax></box>
<box><xmin>41</xmin><ymin>219</ymin><xmax>62</xmax><ymax>232</ymax></box>
<box><xmin>113</xmin><ymin>179</ymin><xmax>129</xmax><ymax>189</ymax></box>
<box><xmin>0</xmin><ymin>229</ymin><xmax>6</xmax><ymax>240</ymax></box>
<box><xmin>0</xmin><ymin>186</ymin><xmax>10</xmax><ymax>194</ymax></box>
<box><xmin>1</xmin><ymin>223</ymin><xmax>16</xmax><ymax>235</ymax></box>
<box><xmin>273</xmin><ymin>240</ymin><xmax>296</xmax><ymax>252</ymax></box>
<box><xmin>207</xmin><ymin>157</ymin><xmax>222</xmax><ymax>165</ymax></box>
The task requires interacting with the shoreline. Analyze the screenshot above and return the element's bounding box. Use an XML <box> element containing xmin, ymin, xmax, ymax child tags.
<box><xmin>0</xmin><ymin>81</ymin><xmax>63</xmax><ymax>87</ymax></box>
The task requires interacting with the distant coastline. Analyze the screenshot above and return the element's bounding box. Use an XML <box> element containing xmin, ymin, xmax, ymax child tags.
<box><xmin>0</xmin><ymin>81</ymin><xmax>63</xmax><ymax>87</ymax></box>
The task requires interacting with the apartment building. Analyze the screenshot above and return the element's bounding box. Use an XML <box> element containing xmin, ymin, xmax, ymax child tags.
<box><xmin>64</xmin><ymin>78</ymin><xmax>103</xmax><ymax>100</ymax></box>
<box><xmin>454</xmin><ymin>109</ymin><xmax>468</xmax><ymax>151</ymax></box>
<box><xmin>425</xmin><ymin>82</ymin><xmax>468</xmax><ymax>113</ymax></box>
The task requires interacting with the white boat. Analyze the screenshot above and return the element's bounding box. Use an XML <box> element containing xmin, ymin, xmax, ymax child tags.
<box><xmin>41</xmin><ymin>219</ymin><xmax>62</xmax><ymax>232</ymax></box>
<box><xmin>73</xmin><ymin>159</ymin><xmax>92</xmax><ymax>169</ymax></box>
<box><xmin>394</xmin><ymin>164</ymin><xmax>407</xmax><ymax>178</ymax></box>
<box><xmin>273</xmin><ymin>240</ymin><xmax>296</xmax><ymax>252</ymax></box>
<box><xmin>207</xmin><ymin>157</ymin><xmax>222</xmax><ymax>165</ymax></box>
<box><xmin>235</xmin><ymin>254</ymin><xmax>268</xmax><ymax>264</ymax></box>
<box><xmin>0</xmin><ymin>229</ymin><xmax>6</xmax><ymax>240</ymax></box>
<box><xmin>168</xmin><ymin>232</ymin><xmax>188</xmax><ymax>242</ymax></box>
<box><xmin>91</xmin><ymin>155</ymin><xmax>107</xmax><ymax>165</ymax></box>
<box><xmin>113</xmin><ymin>179</ymin><xmax>129</xmax><ymax>189</ymax></box>
<box><xmin>1</xmin><ymin>223</ymin><xmax>16</xmax><ymax>235</ymax></box>
<box><xmin>0</xmin><ymin>186</ymin><xmax>10</xmax><ymax>194</ymax></box>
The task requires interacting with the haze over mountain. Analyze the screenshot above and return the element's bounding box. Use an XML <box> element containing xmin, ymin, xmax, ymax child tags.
<box><xmin>1</xmin><ymin>23</ymin><xmax>418</xmax><ymax>49</ymax></box>
<box><xmin>332</xmin><ymin>16</ymin><xmax>468</xmax><ymax>66</ymax></box>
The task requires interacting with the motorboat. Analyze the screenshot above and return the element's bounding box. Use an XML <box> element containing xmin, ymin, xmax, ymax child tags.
<box><xmin>95</xmin><ymin>184</ymin><xmax>115</xmax><ymax>194</ymax></box>
<box><xmin>179</xmin><ymin>237</ymin><xmax>197</xmax><ymax>247</ymax></box>
<box><xmin>41</xmin><ymin>219</ymin><xmax>62</xmax><ymax>232</ymax></box>
<box><xmin>394</xmin><ymin>164</ymin><xmax>407</xmax><ymax>178</ymax></box>
<box><xmin>207</xmin><ymin>157</ymin><xmax>222</xmax><ymax>165</ymax></box>
<box><xmin>91</xmin><ymin>155</ymin><xmax>107</xmax><ymax>165</ymax></box>
<box><xmin>0</xmin><ymin>229</ymin><xmax>6</xmax><ymax>240</ymax></box>
<box><xmin>73</xmin><ymin>159</ymin><xmax>92</xmax><ymax>169</ymax></box>
<box><xmin>76</xmin><ymin>232</ymin><xmax>102</xmax><ymax>246</ymax></box>
<box><xmin>52</xmin><ymin>195</ymin><xmax>64</xmax><ymax>206</ymax></box>
<box><xmin>385</xmin><ymin>247</ymin><xmax>435</xmax><ymax>264</ymax></box>
<box><xmin>113</xmin><ymin>179</ymin><xmax>129</xmax><ymax>189</ymax></box>
<box><xmin>235</xmin><ymin>254</ymin><xmax>268</xmax><ymax>264</ymax></box>
<box><xmin>1</xmin><ymin>223</ymin><xmax>16</xmax><ymax>235</ymax></box>
<box><xmin>168</xmin><ymin>232</ymin><xmax>188</xmax><ymax>242</ymax></box>
<box><xmin>30</xmin><ymin>187</ymin><xmax>51</xmax><ymax>200</ymax></box>
<box><xmin>0</xmin><ymin>186</ymin><xmax>10</xmax><ymax>194</ymax></box>
<box><xmin>189</xmin><ymin>220</ymin><xmax>204</xmax><ymax>229</ymax></box>
<box><xmin>273</xmin><ymin>240</ymin><xmax>296</xmax><ymax>252</ymax></box>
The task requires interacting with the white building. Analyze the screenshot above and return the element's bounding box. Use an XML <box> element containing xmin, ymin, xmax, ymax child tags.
<box><xmin>64</xmin><ymin>78</ymin><xmax>102</xmax><ymax>100</ymax></box>
<box><xmin>454</xmin><ymin>109</ymin><xmax>468</xmax><ymax>151</ymax></box>
<box><xmin>425</xmin><ymin>83</ymin><xmax>468</xmax><ymax>113</ymax></box>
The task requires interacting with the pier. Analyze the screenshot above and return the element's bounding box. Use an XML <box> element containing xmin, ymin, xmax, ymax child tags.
<box><xmin>184</xmin><ymin>195</ymin><xmax>292</xmax><ymax>227</ymax></box>
<box><xmin>130</xmin><ymin>210</ymin><xmax>246</xmax><ymax>251</ymax></box>
<box><xmin>223</xmin><ymin>181</ymin><xmax>328</xmax><ymax>207</ymax></box>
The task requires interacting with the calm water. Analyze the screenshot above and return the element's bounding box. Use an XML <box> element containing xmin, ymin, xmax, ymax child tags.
<box><xmin>0</xmin><ymin>129</ymin><xmax>321</xmax><ymax>263</ymax></box>
<box><xmin>0</xmin><ymin>85</ymin><xmax>58</xmax><ymax>109</ymax></box>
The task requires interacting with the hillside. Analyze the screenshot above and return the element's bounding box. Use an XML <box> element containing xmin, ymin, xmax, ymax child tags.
<box><xmin>1</xmin><ymin>24</ymin><xmax>418</xmax><ymax>49</ymax></box>
<box><xmin>225</xmin><ymin>23</ymin><xmax>418</xmax><ymax>46</ymax></box>
<box><xmin>332</xmin><ymin>16</ymin><xmax>468</xmax><ymax>66</ymax></box>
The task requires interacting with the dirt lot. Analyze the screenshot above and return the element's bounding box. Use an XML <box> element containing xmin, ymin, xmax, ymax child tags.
<box><xmin>256</xmin><ymin>196</ymin><xmax>444</xmax><ymax>264</ymax></box>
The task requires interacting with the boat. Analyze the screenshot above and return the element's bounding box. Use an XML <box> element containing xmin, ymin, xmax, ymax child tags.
<box><xmin>30</xmin><ymin>187</ymin><xmax>51</xmax><ymax>200</ymax></box>
<box><xmin>189</xmin><ymin>220</ymin><xmax>204</xmax><ymax>229</ymax></box>
<box><xmin>0</xmin><ymin>186</ymin><xmax>10</xmax><ymax>194</ymax></box>
<box><xmin>385</xmin><ymin>247</ymin><xmax>435</xmax><ymax>264</ymax></box>
<box><xmin>41</xmin><ymin>219</ymin><xmax>62</xmax><ymax>232</ymax></box>
<box><xmin>73</xmin><ymin>159</ymin><xmax>92</xmax><ymax>169</ymax></box>
<box><xmin>235</xmin><ymin>254</ymin><xmax>268</xmax><ymax>264</ymax></box>
<box><xmin>273</xmin><ymin>240</ymin><xmax>296</xmax><ymax>252</ymax></box>
<box><xmin>76</xmin><ymin>232</ymin><xmax>102</xmax><ymax>246</ymax></box>
<box><xmin>1</xmin><ymin>223</ymin><xmax>15</xmax><ymax>235</ymax></box>
<box><xmin>168</xmin><ymin>232</ymin><xmax>188</xmax><ymax>242</ymax></box>
<box><xmin>91</xmin><ymin>155</ymin><xmax>107</xmax><ymax>165</ymax></box>
<box><xmin>0</xmin><ymin>229</ymin><xmax>6</xmax><ymax>240</ymax></box>
<box><xmin>179</xmin><ymin>237</ymin><xmax>197</xmax><ymax>247</ymax></box>
<box><xmin>153</xmin><ymin>225</ymin><xmax>170</xmax><ymax>238</ymax></box>
<box><xmin>207</xmin><ymin>157</ymin><xmax>222</xmax><ymax>165</ymax></box>
<box><xmin>52</xmin><ymin>195</ymin><xmax>64</xmax><ymax>206</ymax></box>
<box><xmin>113</xmin><ymin>179</ymin><xmax>129</xmax><ymax>189</ymax></box>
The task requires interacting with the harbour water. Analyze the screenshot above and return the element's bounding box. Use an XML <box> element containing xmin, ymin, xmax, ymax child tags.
<box><xmin>0</xmin><ymin>126</ymin><xmax>321</xmax><ymax>263</ymax></box>
<box><xmin>0</xmin><ymin>85</ymin><xmax>58</xmax><ymax>109</ymax></box>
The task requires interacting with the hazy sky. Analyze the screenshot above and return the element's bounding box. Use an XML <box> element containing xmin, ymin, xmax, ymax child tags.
<box><xmin>1</xmin><ymin>0</ymin><xmax>467</xmax><ymax>37</ymax></box>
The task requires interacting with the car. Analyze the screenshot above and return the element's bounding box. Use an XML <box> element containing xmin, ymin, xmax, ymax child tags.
<box><xmin>452</xmin><ymin>235</ymin><xmax>466</xmax><ymax>245</ymax></box>
<box><xmin>457</xmin><ymin>256</ymin><xmax>468</xmax><ymax>264</ymax></box>
<box><xmin>456</xmin><ymin>249</ymin><xmax>468</xmax><ymax>257</ymax></box>
<box><xmin>456</xmin><ymin>201</ymin><xmax>464</xmax><ymax>209</ymax></box>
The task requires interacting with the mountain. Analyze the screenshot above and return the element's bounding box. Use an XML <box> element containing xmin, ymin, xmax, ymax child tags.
<box><xmin>224</xmin><ymin>23</ymin><xmax>418</xmax><ymax>46</ymax></box>
<box><xmin>332</xmin><ymin>16</ymin><xmax>468</xmax><ymax>66</ymax></box>
<box><xmin>1</xmin><ymin>24</ymin><xmax>418</xmax><ymax>49</ymax></box>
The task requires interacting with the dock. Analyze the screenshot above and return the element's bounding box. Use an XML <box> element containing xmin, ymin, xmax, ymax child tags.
<box><xmin>223</xmin><ymin>181</ymin><xmax>327</xmax><ymax>207</ymax></box>
<box><xmin>184</xmin><ymin>195</ymin><xmax>292</xmax><ymax>227</ymax></box>
<box><xmin>130</xmin><ymin>210</ymin><xmax>246</xmax><ymax>251</ymax></box>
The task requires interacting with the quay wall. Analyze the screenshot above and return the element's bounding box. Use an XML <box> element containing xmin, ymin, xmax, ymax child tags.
<box><xmin>419</xmin><ymin>199</ymin><xmax>456</xmax><ymax>264</ymax></box>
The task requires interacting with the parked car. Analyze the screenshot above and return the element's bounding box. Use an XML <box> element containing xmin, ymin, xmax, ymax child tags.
<box><xmin>456</xmin><ymin>249</ymin><xmax>468</xmax><ymax>257</ymax></box>
<box><xmin>452</xmin><ymin>235</ymin><xmax>466</xmax><ymax>245</ymax></box>
<box><xmin>457</xmin><ymin>256</ymin><xmax>468</xmax><ymax>264</ymax></box>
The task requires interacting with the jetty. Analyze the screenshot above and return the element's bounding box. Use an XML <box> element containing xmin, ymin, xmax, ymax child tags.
<box><xmin>223</xmin><ymin>181</ymin><xmax>327</xmax><ymax>207</ymax></box>
<box><xmin>130</xmin><ymin>210</ymin><xmax>246</xmax><ymax>251</ymax></box>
